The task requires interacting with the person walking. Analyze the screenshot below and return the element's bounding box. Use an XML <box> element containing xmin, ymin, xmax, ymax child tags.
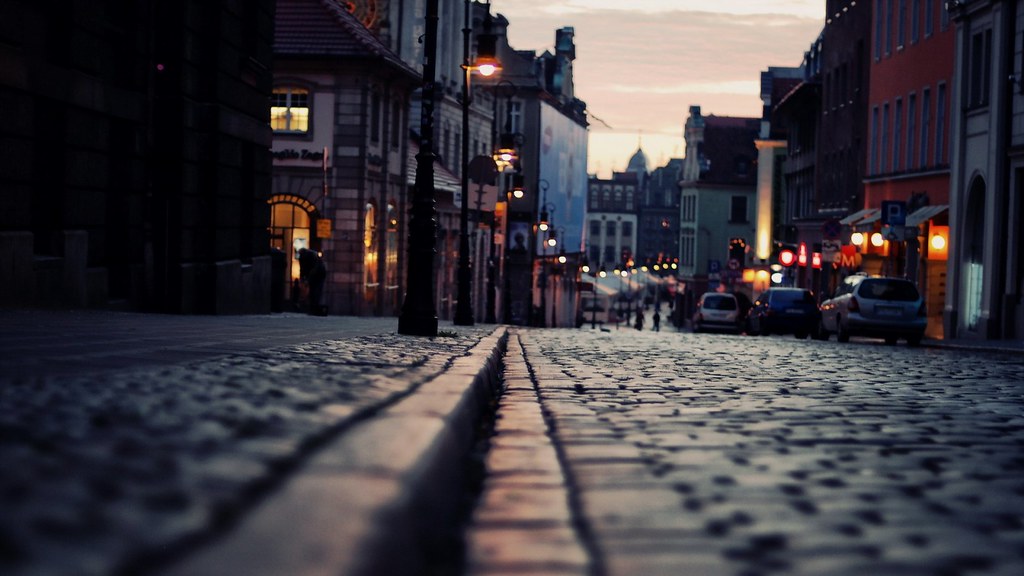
<box><xmin>653</xmin><ymin>309</ymin><xmax>661</xmax><ymax>332</ymax></box>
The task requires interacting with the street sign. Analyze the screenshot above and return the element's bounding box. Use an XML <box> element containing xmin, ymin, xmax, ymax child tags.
<box><xmin>881</xmin><ymin>201</ymin><xmax>907</xmax><ymax>226</ymax></box>
<box><xmin>316</xmin><ymin>218</ymin><xmax>332</xmax><ymax>239</ymax></box>
<box><xmin>823</xmin><ymin>219</ymin><xmax>842</xmax><ymax>240</ymax></box>
<box><xmin>822</xmin><ymin>239</ymin><xmax>841</xmax><ymax>263</ymax></box>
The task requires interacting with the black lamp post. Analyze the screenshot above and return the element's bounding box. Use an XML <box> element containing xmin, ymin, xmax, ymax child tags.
<box><xmin>454</xmin><ymin>3</ymin><xmax>500</xmax><ymax>326</ymax></box>
<box><xmin>398</xmin><ymin>0</ymin><xmax>440</xmax><ymax>337</ymax></box>
<box><xmin>488</xmin><ymin>80</ymin><xmax>519</xmax><ymax>324</ymax></box>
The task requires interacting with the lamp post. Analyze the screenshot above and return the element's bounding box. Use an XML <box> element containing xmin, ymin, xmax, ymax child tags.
<box><xmin>547</xmin><ymin>227</ymin><xmax>564</xmax><ymax>327</ymax></box>
<box><xmin>398</xmin><ymin>0</ymin><xmax>440</xmax><ymax>337</ymax></box>
<box><xmin>454</xmin><ymin>2</ymin><xmax>500</xmax><ymax>326</ymax></box>
<box><xmin>536</xmin><ymin>180</ymin><xmax>553</xmax><ymax>328</ymax></box>
<box><xmin>488</xmin><ymin>80</ymin><xmax>519</xmax><ymax>324</ymax></box>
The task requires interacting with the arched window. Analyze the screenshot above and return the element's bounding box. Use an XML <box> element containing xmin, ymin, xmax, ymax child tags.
<box><xmin>268</xmin><ymin>196</ymin><xmax>314</xmax><ymax>281</ymax></box>
<box><xmin>271</xmin><ymin>86</ymin><xmax>310</xmax><ymax>133</ymax></box>
<box><xmin>364</xmin><ymin>202</ymin><xmax>379</xmax><ymax>303</ymax></box>
<box><xmin>964</xmin><ymin>177</ymin><xmax>986</xmax><ymax>330</ymax></box>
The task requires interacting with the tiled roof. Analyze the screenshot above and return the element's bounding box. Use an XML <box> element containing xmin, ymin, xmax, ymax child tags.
<box><xmin>274</xmin><ymin>0</ymin><xmax>417</xmax><ymax>77</ymax></box>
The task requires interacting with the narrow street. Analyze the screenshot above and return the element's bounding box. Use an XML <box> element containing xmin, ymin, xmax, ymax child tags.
<box><xmin>466</xmin><ymin>324</ymin><xmax>1024</xmax><ymax>575</ymax></box>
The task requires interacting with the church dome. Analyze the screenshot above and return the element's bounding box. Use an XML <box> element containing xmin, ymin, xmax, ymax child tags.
<box><xmin>626</xmin><ymin>147</ymin><xmax>649</xmax><ymax>175</ymax></box>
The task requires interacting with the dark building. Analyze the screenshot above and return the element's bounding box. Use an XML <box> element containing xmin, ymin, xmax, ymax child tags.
<box><xmin>638</xmin><ymin>158</ymin><xmax>682</xmax><ymax>269</ymax></box>
<box><xmin>0</xmin><ymin>1</ymin><xmax>276</xmax><ymax>313</ymax></box>
<box><xmin>818</xmin><ymin>0</ymin><xmax>872</xmax><ymax>220</ymax></box>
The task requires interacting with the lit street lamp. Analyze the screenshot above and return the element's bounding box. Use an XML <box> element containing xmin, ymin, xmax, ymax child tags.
<box><xmin>454</xmin><ymin>4</ymin><xmax>500</xmax><ymax>326</ymax></box>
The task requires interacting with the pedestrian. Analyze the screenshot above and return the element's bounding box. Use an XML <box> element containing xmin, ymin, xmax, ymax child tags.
<box><xmin>653</xmin><ymin>309</ymin><xmax>661</xmax><ymax>332</ymax></box>
<box><xmin>635</xmin><ymin>311</ymin><xmax>644</xmax><ymax>331</ymax></box>
<box><xmin>299</xmin><ymin>248</ymin><xmax>327</xmax><ymax>315</ymax></box>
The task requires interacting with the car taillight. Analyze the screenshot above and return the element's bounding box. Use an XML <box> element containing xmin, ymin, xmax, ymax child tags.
<box><xmin>848</xmin><ymin>296</ymin><xmax>859</xmax><ymax>312</ymax></box>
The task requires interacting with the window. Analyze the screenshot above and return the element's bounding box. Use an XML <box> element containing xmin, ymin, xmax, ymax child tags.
<box><xmin>882</xmin><ymin>103</ymin><xmax>890</xmax><ymax>173</ymax></box>
<box><xmin>885</xmin><ymin>0</ymin><xmax>894</xmax><ymax>55</ymax></box>
<box><xmin>622</xmin><ymin>222</ymin><xmax>633</xmax><ymax>238</ymax></box>
<box><xmin>730</xmin><ymin>196</ymin><xmax>748</xmax><ymax>223</ymax></box>
<box><xmin>271</xmin><ymin>87</ymin><xmax>310</xmax><ymax>133</ymax></box>
<box><xmin>897</xmin><ymin>0</ymin><xmax>906</xmax><ymax>48</ymax></box>
<box><xmin>871</xmin><ymin>106</ymin><xmax>880</xmax><ymax>174</ymax></box>
<box><xmin>968</xmin><ymin>30</ymin><xmax>992</xmax><ymax>108</ymax></box>
<box><xmin>606</xmin><ymin>221</ymin><xmax>616</xmax><ymax>237</ymax></box>
<box><xmin>590</xmin><ymin>220</ymin><xmax>601</xmax><ymax>240</ymax></box>
<box><xmin>371</xmin><ymin>93</ymin><xmax>381</xmax><ymax>143</ymax></box>
<box><xmin>894</xmin><ymin>98</ymin><xmax>903</xmax><ymax>172</ymax></box>
<box><xmin>941</xmin><ymin>0</ymin><xmax>949</xmax><ymax>30</ymax></box>
<box><xmin>391</xmin><ymin>101</ymin><xmax>402</xmax><ymax>148</ymax></box>
<box><xmin>875</xmin><ymin>0</ymin><xmax>884</xmax><ymax>59</ymax></box>
<box><xmin>925</xmin><ymin>0</ymin><xmax>934</xmax><ymax>37</ymax></box>
<box><xmin>364</xmin><ymin>203</ymin><xmax>379</xmax><ymax>298</ymax></box>
<box><xmin>911</xmin><ymin>0</ymin><xmax>920</xmax><ymax>44</ymax></box>
<box><xmin>907</xmin><ymin>93</ymin><xmax>917</xmax><ymax>170</ymax></box>
<box><xmin>936</xmin><ymin>83</ymin><xmax>947</xmax><ymax>165</ymax></box>
<box><xmin>920</xmin><ymin>87</ymin><xmax>931</xmax><ymax>167</ymax></box>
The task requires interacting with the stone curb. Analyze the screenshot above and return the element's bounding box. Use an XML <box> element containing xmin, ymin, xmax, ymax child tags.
<box><xmin>159</xmin><ymin>326</ymin><xmax>509</xmax><ymax>576</ymax></box>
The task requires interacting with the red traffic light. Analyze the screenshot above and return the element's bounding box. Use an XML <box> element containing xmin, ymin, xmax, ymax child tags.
<box><xmin>779</xmin><ymin>249</ymin><xmax>796</xmax><ymax>267</ymax></box>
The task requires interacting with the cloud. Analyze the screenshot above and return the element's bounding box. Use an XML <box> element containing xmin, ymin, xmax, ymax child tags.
<box><xmin>490</xmin><ymin>1</ymin><xmax>824</xmax><ymax>176</ymax></box>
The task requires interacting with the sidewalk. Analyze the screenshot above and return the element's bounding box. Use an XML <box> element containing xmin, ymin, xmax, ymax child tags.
<box><xmin>0</xmin><ymin>309</ymin><xmax>507</xmax><ymax>576</ymax></box>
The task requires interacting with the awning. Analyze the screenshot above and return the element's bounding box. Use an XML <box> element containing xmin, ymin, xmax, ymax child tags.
<box><xmin>906</xmin><ymin>204</ymin><xmax>949</xmax><ymax>227</ymax></box>
<box><xmin>839</xmin><ymin>208</ymin><xmax>880</xmax><ymax>226</ymax></box>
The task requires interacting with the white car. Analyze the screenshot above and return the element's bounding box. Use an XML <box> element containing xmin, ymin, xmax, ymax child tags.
<box><xmin>692</xmin><ymin>293</ymin><xmax>743</xmax><ymax>334</ymax></box>
<box><xmin>819</xmin><ymin>275</ymin><xmax>927</xmax><ymax>346</ymax></box>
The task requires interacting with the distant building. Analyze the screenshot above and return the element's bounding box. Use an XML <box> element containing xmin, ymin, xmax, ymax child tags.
<box><xmin>678</xmin><ymin>106</ymin><xmax>760</xmax><ymax>316</ymax></box>
<box><xmin>586</xmin><ymin>172</ymin><xmax>640</xmax><ymax>269</ymax></box>
<box><xmin>639</xmin><ymin>158</ymin><xmax>683</xmax><ymax>270</ymax></box>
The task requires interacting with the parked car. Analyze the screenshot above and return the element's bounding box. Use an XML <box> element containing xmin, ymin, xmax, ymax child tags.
<box><xmin>692</xmin><ymin>292</ymin><xmax>744</xmax><ymax>334</ymax></box>
<box><xmin>747</xmin><ymin>288</ymin><xmax>820</xmax><ymax>339</ymax></box>
<box><xmin>819</xmin><ymin>275</ymin><xmax>927</xmax><ymax>346</ymax></box>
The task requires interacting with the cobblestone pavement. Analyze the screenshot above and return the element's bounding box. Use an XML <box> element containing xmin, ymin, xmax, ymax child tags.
<box><xmin>468</xmin><ymin>326</ymin><xmax>1024</xmax><ymax>576</ymax></box>
<box><xmin>0</xmin><ymin>311</ymin><xmax>498</xmax><ymax>576</ymax></box>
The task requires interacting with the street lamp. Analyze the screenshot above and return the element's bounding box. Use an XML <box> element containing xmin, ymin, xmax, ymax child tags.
<box><xmin>455</xmin><ymin>4</ymin><xmax>501</xmax><ymax>326</ymax></box>
<box><xmin>398</xmin><ymin>0</ymin><xmax>441</xmax><ymax>337</ymax></box>
<box><xmin>547</xmin><ymin>227</ymin><xmax>564</xmax><ymax>327</ymax></box>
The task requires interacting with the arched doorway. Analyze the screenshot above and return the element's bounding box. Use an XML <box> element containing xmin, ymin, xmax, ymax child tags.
<box><xmin>963</xmin><ymin>177</ymin><xmax>986</xmax><ymax>332</ymax></box>
<box><xmin>268</xmin><ymin>195</ymin><xmax>316</xmax><ymax>308</ymax></box>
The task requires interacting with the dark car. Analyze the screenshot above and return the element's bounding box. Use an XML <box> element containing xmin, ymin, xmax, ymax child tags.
<box><xmin>819</xmin><ymin>275</ymin><xmax>927</xmax><ymax>346</ymax></box>
<box><xmin>747</xmin><ymin>288</ymin><xmax>820</xmax><ymax>339</ymax></box>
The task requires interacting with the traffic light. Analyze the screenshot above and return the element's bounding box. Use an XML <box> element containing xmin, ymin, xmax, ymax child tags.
<box><xmin>778</xmin><ymin>245</ymin><xmax>797</xmax><ymax>267</ymax></box>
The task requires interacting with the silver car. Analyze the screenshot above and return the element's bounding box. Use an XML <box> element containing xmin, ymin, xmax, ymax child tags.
<box><xmin>692</xmin><ymin>292</ymin><xmax>743</xmax><ymax>334</ymax></box>
<box><xmin>819</xmin><ymin>275</ymin><xmax>927</xmax><ymax>346</ymax></box>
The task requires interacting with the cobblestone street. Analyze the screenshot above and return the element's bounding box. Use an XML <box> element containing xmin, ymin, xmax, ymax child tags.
<box><xmin>468</xmin><ymin>327</ymin><xmax>1024</xmax><ymax>576</ymax></box>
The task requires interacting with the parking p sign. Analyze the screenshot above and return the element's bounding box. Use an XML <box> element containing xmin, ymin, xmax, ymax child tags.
<box><xmin>881</xmin><ymin>201</ymin><xmax>907</xmax><ymax>226</ymax></box>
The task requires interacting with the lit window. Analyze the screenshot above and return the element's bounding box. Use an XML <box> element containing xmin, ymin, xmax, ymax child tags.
<box><xmin>271</xmin><ymin>87</ymin><xmax>310</xmax><ymax>133</ymax></box>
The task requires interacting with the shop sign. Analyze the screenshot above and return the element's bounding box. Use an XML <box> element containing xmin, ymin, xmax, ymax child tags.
<box><xmin>316</xmin><ymin>218</ymin><xmax>332</xmax><ymax>238</ymax></box>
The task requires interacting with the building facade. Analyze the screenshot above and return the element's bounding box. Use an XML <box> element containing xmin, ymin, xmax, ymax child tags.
<box><xmin>946</xmin><ymin>0</ymin><xmax>1024</xmax><ymax>340</ymax></box>
<box><xmin>271</xmin><ymin>0</ymin><xmax>420</xmax><ymax>317</ymax></box>
<box><xmin>0</xmin><ymin>0</ymin><xmax>276</xmax><ymax>314</ymax></box>
<box><xmin>678</xmin><ymin>106</ymin><xmax>760</xmax><ymax>317</ymax></box>
<box><xmin>862</xmin><ymin>0</ymin><xmax>955</xmax><ymax>339</ymax></box>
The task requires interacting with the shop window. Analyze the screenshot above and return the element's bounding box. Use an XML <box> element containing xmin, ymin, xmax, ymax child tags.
<box><xmin>271</xmin><ymin>87</ymin><xmax>309</xmax><ymax>133</ymax></box>
<box><xmin>364</xmin><ymin>203</ymin><xmax>379</xmax><ymax>302</ymax></box>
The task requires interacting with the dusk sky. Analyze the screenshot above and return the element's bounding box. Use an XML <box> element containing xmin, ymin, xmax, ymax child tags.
<box><xmin>492</xmin><ymin>0</ymin><xmax>826</xmax><ymax>177</ymax></box>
